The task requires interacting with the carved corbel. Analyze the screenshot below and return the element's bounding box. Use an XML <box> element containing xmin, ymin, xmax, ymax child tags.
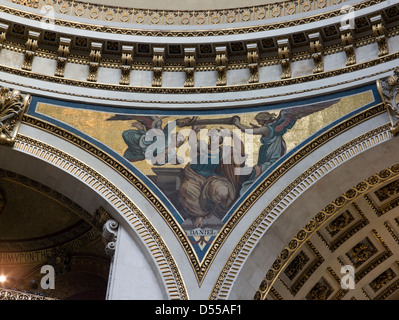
<box><xmin>120</xmin><ymin>45</ymin><xmax>134</xmax><ymax>85</ymax></box>
<box><xmin>0</xmin><ymin>87</ymin><xmax>31</xmax><ymax>146</ymax></box>
<box><xmin>215</xmin><ymin>46</ymin><xmax>228</xmax><ymax>86</ymax></box>
<box><xmin>22</xmin><ymin>31</ymin><xmax>40</xmax><ymax>71</ymax></box>
<box><xmin>309</xmin><ymin>32</ymin><xmax>324</xmax><ymax>74</ymax></box>
<box><xmin>55</xmin><ymin>37</ymin><xmax>71</xmax><ymax>78</ymax></box>
<box><xmin>0</xmin><ymin>23</ymin><xmax>9</xmax><ymax>53</ymax></box>
<box><xmin>184</xmin><ymin>47</ymin><xmax>196</xmax><ymax>87</ymax></box>
<box><xmin>87</xmin><ymin>42</ymin><xmax>102</xmax><ymax>82</ymax></box>
<box><xmin>102</xmin><ymin>219</ymin><xmax>119</xmax><ymax>257</ymax></box>
<box><xmin>246</xmin><ymin>43</ymin><xmax>259</xmax><ymax>83</ymax></box>
<box><xmin>371</xmin><ymin>15</ymin><xmax>389</xmax><ymax>57</ymax></box>
<box><xmin>340</xmin><ymin>26</ymin><xmax>356</xmax><ymax>66</ymax></box>
<box><xmin>377</xmin><ymin>68</ymin><xmax>399</xmax><ymax>136</ymax></box>
<box><xmin>152</xmin><ymin>47</ymin><xmax>165</xmax><ymax>87</ymax></box>
<box><xmin>277</xmin><ymin>39</ymin><xmax>291</xmax><ymax>79</ymax></box>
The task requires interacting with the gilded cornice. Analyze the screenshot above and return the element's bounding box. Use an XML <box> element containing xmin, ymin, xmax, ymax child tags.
<box><xmin>0</xmin><ymin>0</ymin><xmax>386</xmax><ymax>37</ymax></box>
<box><xmin>2</xmin><ymin>25</ymin><xmax>392</xmax><ymax>71</ymax></box>
<box><xmin>7</xmin><ymin>0</ymin><xmax>348</xmax><ymax>28</ymax></box>
<box><xmin>0</xmin><ymin>51</ymin><xmax>398</xmax><ymax>103</ymax></box>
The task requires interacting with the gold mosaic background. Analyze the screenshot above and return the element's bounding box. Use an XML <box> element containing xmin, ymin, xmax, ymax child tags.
<box><xmin>36</xmin><ymin>90</ymin><xmax>374</xmax><ymax>176</ymax></box>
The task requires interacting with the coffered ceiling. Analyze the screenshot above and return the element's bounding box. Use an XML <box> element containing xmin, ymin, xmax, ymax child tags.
<box><xmin>264</xmin><ymin>177</ymin><xmax>399</xmax><ymax>300</ymax></box>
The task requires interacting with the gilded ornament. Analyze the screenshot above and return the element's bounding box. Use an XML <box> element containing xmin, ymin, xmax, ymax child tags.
<box><xmin>377</xmin><ymin>69</ymin><xmax>399</xmax><ymax>135</ymax></box>
<box><xmin>0</xmin><ymin>87</ymin><xmax>30</xmax><ymax>146</ymax></box>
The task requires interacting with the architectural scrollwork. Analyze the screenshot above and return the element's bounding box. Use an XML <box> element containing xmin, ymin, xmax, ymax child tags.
<box><xmin>152</xmin><ymin>47</ymin><xmax>165</xmax><ymax>87</ymax></box>
<box><xmin>309</xmin><ymin>33</ymin><xmax>324</xmax><ymax>74</ymax></box>
<box><xmin>102</xmin><ymin>219</ymin><xmax>119</xmax><ymax>257</ymax></box>
<box><xmin>0</xmin><ymin>87</ymin><xmax>31</xmax><ymax>146</ymax></box>
<box><xmin>247</xmin><ymin>43</ymin><xmax>259</xmax><ymax>83</ymax></box>
<box><xmin>120</xmin><ymin>45</ymin><xmax>134</xmax><ymax>85</ymax></box>
<box><xmin>55</xmin><ymin>37</ymin><xmax>71</xmax><ymax>78</ymax></box>
<box><xmin>215</xmin><ymin>46</ymin><xmax>228</xmax><ymax>86</ymax></box>
<box><xmin>371</xmin><ymin>15</ymin><xmax>389</xmax><ymax>57</ymax></box>
<box><xmin>184</xmin><ymin>48</ymin><xmax>196</xmax><ymax>87</ymax></box>
<box><xmin>22</xmin><ymin>31</ymin><xmax>40</xmax><ymax>72</ymax></box>
<box><xmin>377</xmin><ymin>68</ymin><xmax>399</xmax><ymax>135</ymax></box>
<box><xmin>87</xmin><ymin>42</ymin><xmax>102</xmax><ymax>82</ymax></box>
<box><xmin>277</xmin><ymin>39</ymin><xmax>291</xmax><ymax>79</ymax></box>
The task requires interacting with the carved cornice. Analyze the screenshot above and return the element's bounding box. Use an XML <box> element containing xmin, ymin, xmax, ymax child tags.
<box><xmin>7</xmin><ymin>0</ymin><xmax>349</xmax><ymax>28</ymax></box>
<box><xmin>0</xmin><ymin>0</ymin><xmax>391</xmax><ymax>40</ymax></box>
<box><xmin>0</xmin><ymin>51</ymin><xmax>398</xmax><ymax>101</ymax></box>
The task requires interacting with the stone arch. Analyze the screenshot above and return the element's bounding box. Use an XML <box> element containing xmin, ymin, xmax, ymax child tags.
<box><xmin>209</xmin><ymin>104</ymin><xmax>399</xmax><ymax>299</ymax></box>
<box><xmin>0</xmin><ymin>124</ymin><xmax>188</xmax><ymax>300</ymax></box>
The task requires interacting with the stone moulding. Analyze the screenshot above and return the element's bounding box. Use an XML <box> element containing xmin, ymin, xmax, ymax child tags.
<box><xmin>0</xmin><ymin>0</ymin><xmax>386</xmax><ymax>37</ymax></box>
<box><xmin>0</xmin><ymin>51</ymin><xmax>398</xmax><ymax>102</ymax></box>
<box><xmin>12</xmin><ymin>133</ymin><xmax>189</xmax><ymax>300</ymax></box>
<box><xmin>7</xmin><ymin>0</ymin><xmax>349</xmax><ymax>28</ymax></box>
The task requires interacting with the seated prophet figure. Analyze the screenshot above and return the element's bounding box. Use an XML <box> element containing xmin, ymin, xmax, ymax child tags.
<box><xmin>112</xmin><ymin>115</ymin><xmax>184</xmax><ymax>165</ymax></box>
<box><xmin>179</xmin><ymin>128</ymin><xmax>245</xmax><ymax>228</ymax></box>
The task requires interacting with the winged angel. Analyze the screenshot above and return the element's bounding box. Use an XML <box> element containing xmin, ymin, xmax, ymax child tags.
<box><xmin>106</xmin><ymin>114</ymin><xmax>185</xmax><ymax>164</ymax></box>
<box><xmin>232</xmin><ymin>98</ymin><xmax>341</xmax><ymax>194</ymax></box>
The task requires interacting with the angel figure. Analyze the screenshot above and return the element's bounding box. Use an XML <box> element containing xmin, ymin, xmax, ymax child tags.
<box><xmin>106</xmin><ymin>115</ymin><xmax>185</xmax><ymax>164</ymax></box>
<box><xmin>233</xmin><ymin>98</ymin><xmax>341</xmax><ymax>194</ymax></box>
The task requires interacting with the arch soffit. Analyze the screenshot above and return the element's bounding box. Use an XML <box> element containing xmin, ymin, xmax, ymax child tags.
<box><xmin>0</xmin><ymin>129</ymin><xmax>188</xmax><ymax>300</ymax></box>
<box><xmin>220</xmin><ymin>119</ymin><xmax>399</xmax><ymax>300</ymax></box>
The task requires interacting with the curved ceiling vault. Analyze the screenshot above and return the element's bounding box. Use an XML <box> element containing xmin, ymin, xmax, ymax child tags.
<box><xmin>0</xmin><ymin>169</ymin><xmax>111</xmax><ymax>300</ymax></box>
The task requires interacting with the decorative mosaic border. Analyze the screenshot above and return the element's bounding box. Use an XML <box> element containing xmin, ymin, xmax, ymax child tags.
<box><xmin>12</xmin><ymin>133</ymin><xmax>188</xmax><ymax>300</ymax></box>
<box><xmin>0</xmin><ymin>51</ymin><xmax>398</xmax><ymax>102</ymax></box>
<box><xmin>21</xmin><ymin>100</ymin><xmax>386</xmax><ymax>287</ymax></box>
